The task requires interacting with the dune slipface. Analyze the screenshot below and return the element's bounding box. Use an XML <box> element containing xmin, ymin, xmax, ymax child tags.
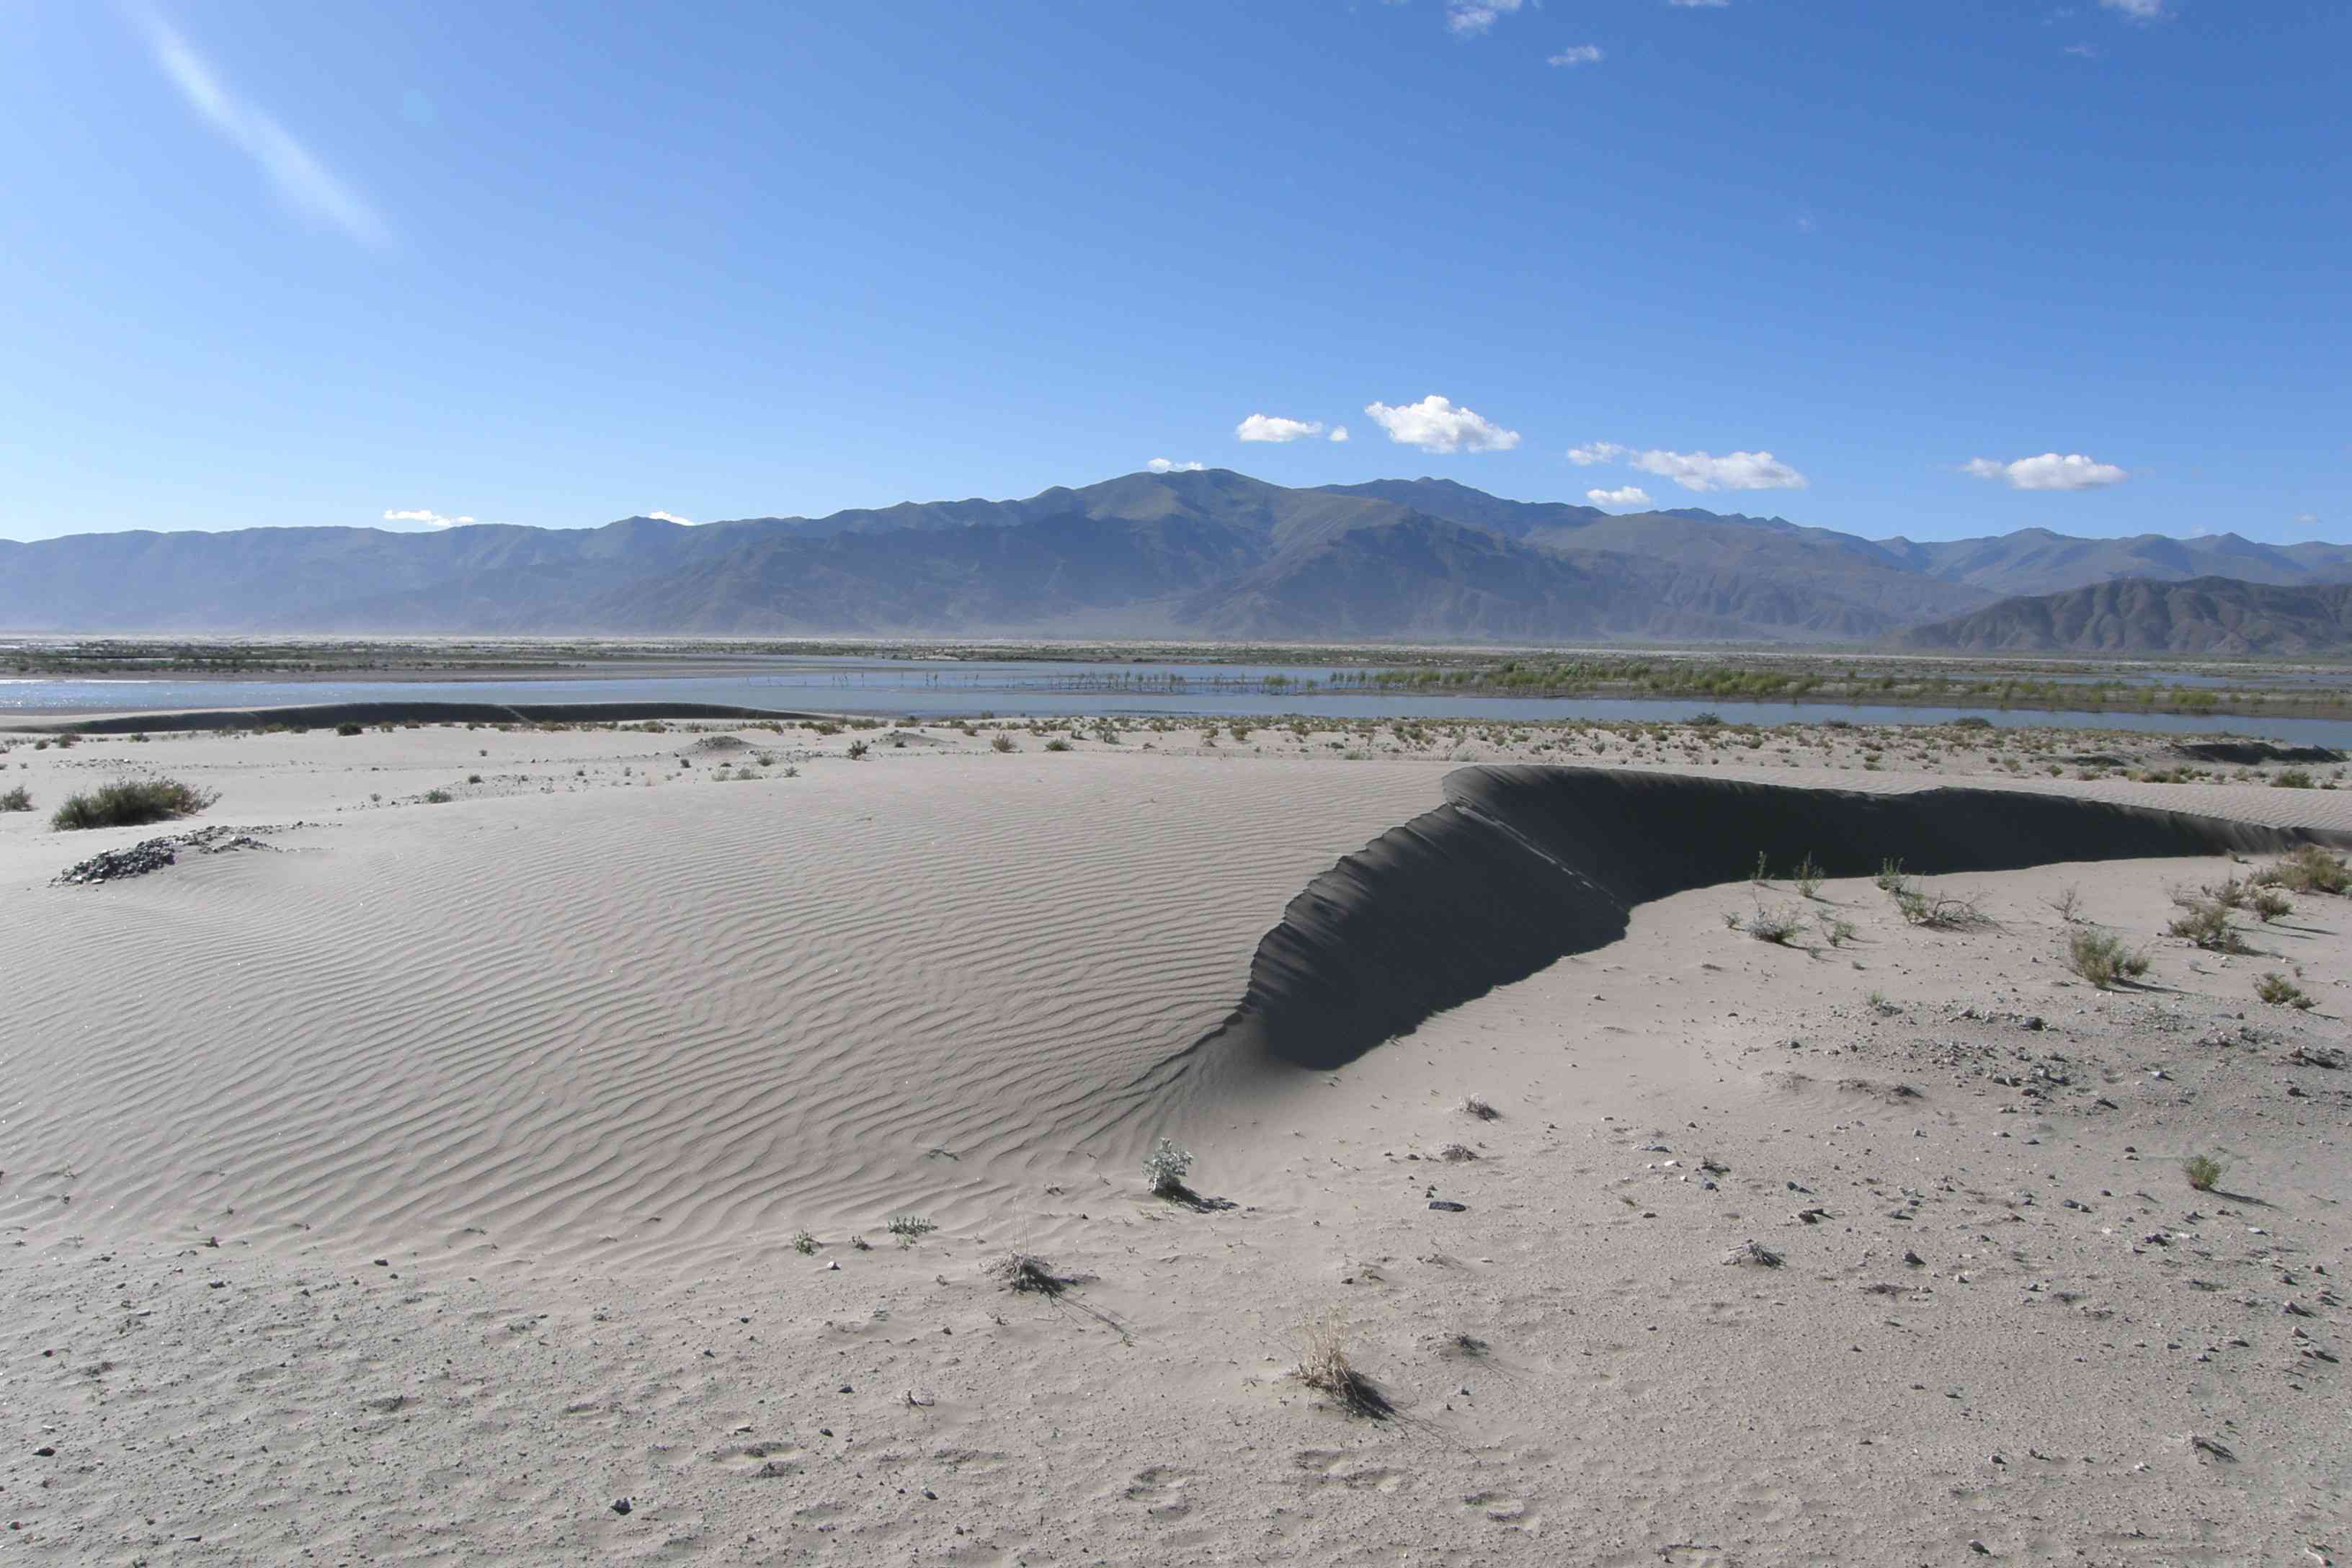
<box><xmin>1210</xmin><ymin>765</ymin><xmax>2351</xmax><ymax>1072</ymax></box>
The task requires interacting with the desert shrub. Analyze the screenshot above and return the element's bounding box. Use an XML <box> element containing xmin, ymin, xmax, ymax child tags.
<box><xmin>1141</xmin><ymin>1137</ymin><xmax>1194</xmax><ymax>1197</ymax></box>
<box><xmin>2046</xmin><ymin>884</ymin><xmax>2084</xmax><ymax>923</ymax></box>
<box><xmin>845</xmin><ymin>739</ymin><xmax>869</xmax><ymax>760</ymax></box>
<box><xmin>2250</xmin><ymin>887</ymin><xmax>2292</xmax><ymax>922</ymax></box>
<box><xmin>884</xmin><ymin>1213</ymin><xmax>937</xmax><ymax>1244</ymax></box>
<box><xmin>2273</xmin><ymin>768</ymin><xmax>2315</xmax><ymax>789</ymax></box>
<box><xmin>1894</xmin><ymin>884</ymin><xmax>1982</xmax><ymax>928</ymax></box>
<box><xmin>2254</xmin><ymin>972</ymin><xmax>2315</xmax><ymax>1010</ymax></box>
<box><xmin>0</xmin><ymin>785</ymin><xmax>30</xmax><ymax>812</ymax></box>
<box><xmin>1296</xmin><ymin>1309</ymin><xmax>1390</xmax><ymax>1419</ymax></box>
<box><xmin>1951</xmin><ymin>715</ymin><xmax>1994</xmax><ymax>730</ymax></box>
<box><xmin>2065</xmin><ymin>928</ymin><xmax>2150</xmax><ymax>989</ymax></box>
<box><xmin>790</xmin><ymin>1229</ymin><xmax>818</xmax><ymax>1255</ymax></box>
<box><xmin>2263</xmin><ymin>845</ymin><xmax>2348</xmax><ymax>896</ymax></box>
<box><xmin>466</xmin><ymin>773</ymin><xmax>483</xmax><ymax>785</ymax></box>
<box><xmin>1437</xmin><ymin>1142</ymin><xmax>1479</xmax><ymax>1162</ymax></box>
<box><xmin>2182</xmin><ymin>1154</ymin><xmax>2224</xmax><ymax>1193</ymax></box>
<box><xmin>990</xmin><ymin>734</ymin><xmax>1016</xmax><ymax>753</ymax></box>
<box><xmin>1690</xmin><ymin>711</ymin><xmax>1722</xmax><ymax>727</ymax></box>
<box><xmin>1817</xmin><ymin>913</ymin><xmax>1858</xmax><ymax>947</ymax></box>
<box><xmin>1461</xmin><ymin>1095</ymin><xmax>1501</xmax><ymax>1121</ymax></box>
<box><xmin>335</xmin><ymin>721</ymin><xmax>363</xmax><ymax>736</ymax></box>
<box><xmin>1794</xmin><ymin>853</ymin><xmax>1825</xmax><ymax>900</ymax></box>
<box><xmin>50</xmin><ymin>776</ymin><xmax>216</xmax><ymax>831</ymax></box>
<box><xmin>2167</xmin><ymin>899</ymin><xmax>2247</xmax><ymax>952</ymax></box>
<box><xmin>1746</xmin><ymin>900</ymin><xmax>1807</xmax><ymax>945</ymax></box>
<box><xmin>1043</xmin><ymin>738</ymin><xmax>1072</xmax><ymax>752</ymax></box>
<box><xmin>422</xmin><ymin>788</ymin><xmax>453</xmax><ymax>804</ymax></box>
<box><xmin>1874</xmin><ymin>858</ymin><xmax>1907</xmax><ymax>893</ymax></box>
<box><xmin>2203</xmin><ymin>876</ymin><xmax>2248</xmax><ymax>910</ymax></box>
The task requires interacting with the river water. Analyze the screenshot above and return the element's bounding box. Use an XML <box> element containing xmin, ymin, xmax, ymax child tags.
<box><xmin>5</xmin><ymin>661</ymin><xmax>2350</xmax><ymax>748</ymax></box>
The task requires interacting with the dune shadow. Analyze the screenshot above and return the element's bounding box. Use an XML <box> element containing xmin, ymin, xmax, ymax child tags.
<box><xmin>1200</xmin><ymin>767</ymin><xmax>2351</xmax><ymax>1074</ymax></box>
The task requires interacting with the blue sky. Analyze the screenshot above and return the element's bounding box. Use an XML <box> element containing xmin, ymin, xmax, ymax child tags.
<box><xmin>1</xmin><ymin>1</ymin><xmax>2342</xmax><ymax>543</ymax></box>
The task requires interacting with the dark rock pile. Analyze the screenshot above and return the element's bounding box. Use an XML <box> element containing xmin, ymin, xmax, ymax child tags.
<box><xmin>53</xmin><ymin>824</ymin><xmax>292</xmax><ymax>886</ymax></box>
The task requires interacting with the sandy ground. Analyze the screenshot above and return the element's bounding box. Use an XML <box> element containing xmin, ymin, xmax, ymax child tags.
<box><xmin>1</xmin><ymin>715</ymin><xmax>2347</xmax><ymax>1564</ymax></box>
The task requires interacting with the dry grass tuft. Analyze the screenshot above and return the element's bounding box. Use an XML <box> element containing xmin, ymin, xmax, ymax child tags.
<box><xmin>1295</xmin><ymin>1310</ymin><xmax>1393</xmax><ymax>1420</ymax></box>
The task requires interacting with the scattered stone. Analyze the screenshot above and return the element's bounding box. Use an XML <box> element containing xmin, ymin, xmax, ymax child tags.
<box><xmin>53</xmin><ymin>823</ymin><xmax>292</xmax><ymax>886</ymax></box>
<box><xmin>610</xmin><ymin>1498</ymin><xmax>632</xmax><ymax>1515</ymax></box>
<box><xmin>1428</xmin><ymin>1200</ymin><xmax>1469</xmax><ymax>1212</ymax></box>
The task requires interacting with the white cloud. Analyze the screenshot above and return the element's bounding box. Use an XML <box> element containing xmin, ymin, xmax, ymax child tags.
<box><xmin>1963</xmin><ymin>453</ymin><xmax>2129</xmax><ymax>491</ymax></box>
<box><xmin>1567</xmin><ymin>442</ymin><xmax>1628</xmax><ymax>466</ymax></box>
<box><xmin>1363</xmin><ymin>395</ymin><xmax>1520</xmax><ymax>454</ymax></box>
<box><xmin>646</xmin><ymin>510</ymin><xmax>695</xmax><ymax>525</ymax></box>
<box><xmin>1668</xmin><ymin>1</ymin><xmax>1730</xmax><ymax>7</ymax></box>
<box><xmin>1548</xmin><ymin>45</ymin><xmax>1605</xmax><ymax>66</ymax></box>
<box><xmin>2295</xmin><ymin>512</ymin><xmax>2320</xmax><ymax>526</ymax></box>
<box><xmin>2100</xmin><ymin>0</ymin><xmax>2168</xmax><ymax>18</ymax></box>
<box><xmin>1147</xmin><ymin>458</ymin><xmax>1206</xmax><ymax>473</ymax></box>
<box><xmin>141</xmin><ymin>14</ymin><xmax>386</xmax><ymax>246</ymax></box>
<box><xmin>1587</xmin><ymin>486</ymin><xmax>1654</xmax><ymax>508</ymax></box>
<box><xmin>1446</xmin><ymin>0</ymin><xmax>1523</xmax><ymax>35</ymax></box>
<box><xmin>1628</xmin><ymin>447</ymin><xmax>1809</xmax><ymax>491</ymax></box>
<box><xmin>2064</xmin><ymin>42</ymin><xmax>2101</xmax><ymax>57</ymax></box>
<box><xmin>1235</xmin><ymin>414</ymin><xmax>1327</xmax><ymax>443</ymax></box>
<box><xmin>1327</xmin><ymin>425</ymin><xmax>1350</xmax><ymax>443</ymax></box>
<box><xmin>382</xmin><ymin>508</ymin><xmax>473</xmax><ymax>529</ymax></box>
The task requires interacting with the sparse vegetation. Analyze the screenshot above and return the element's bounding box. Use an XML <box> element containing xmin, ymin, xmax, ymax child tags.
<box><xmin>1043</xmin><ymin>738</ymin><xmax>1072</xmax><ymax>752</ymax></box>
<box><xmin>993</xmin><ymin>1252</ymin><xmax>1064</xmax><ymax>1295</ymax></box>
<box><xmin>990</xmin><ymin>734</ymin><xmax>1016</xmax><ymax>752</ymax></box>
<box><xmin>2183</xmin><ymin>1154</ymin><xmax>2224</xmax><ymax>1193</ymax></box>
<box><xmin>2255</xmin><ymin>972</ymin><xmax>2315</xmax><ymax>1010</ymax></box>
<box><xmin>1745</xmin><ymin>899</ymin><xmax>1808</xmax><ymax>945</ymax></box>
<box><xmin>335</xmin><ymin>721</ymin><xmax>363</xmax><ymax>736</ymax></box>
<box><xmin>50</xmin><ymin>776</ymin><xmax>217</xmax><ymax>831</ymax></box>
<box><xmin>2273</xmin><ymin>768</ymin><xmax>2315</xmax><ymax>789</ymax></box>
<box><xmin>1460</xmin><ymin>1095</ymin><xmax>1501</xmax><ymax>1122</ymax></box>
<box><xmin>1794</xmin><ymin>853</ymin><xmax>1825</xmax><ymax>899</ymax></box>
<box><xmin>2167</xmin><ymin>899</ymin><xmax>2248</xmax><ymax>953</ymax></box>
<box><xmin>884</xmin><ymin>1213</ymin><xmax>937</xmax><ymax>1245</ymax></box>
<box><xmin>2064</xmin><ymin>928</ymin><xmax>2150</xmax><ymax>989</ymax></box>
<box><xmin>2250</xmin><ymin>886</ymin><xmax>2293</xmax><ymax>922</ymax></box>
<box><xmin>1141</xmin><ymin>1136</ymin><xmax>1195</xmax><ymax>1198</ymax></box>
<box><xmin>845</xmin><ymin>739</ymin><xmax>870</xmax><ymax>760</ymax></box>
<box><xmin>0</xmin><ymin>785</ymin><xmax>30</xmax><ymax>812</ymax></box>
<box><xmin>1817</xmin><ymin>912</ymin><xmax>1857</xmax><ymax>947</ymax></box>
<box><xmin>1437</xmin><ymin>1142</ymin><xmax>1479</xmax><ymax>1162</ymax></box>
<box><xmin>1295</xmin><ymin>1309</ymin><xmax>1391</xmax><ymax>1419</ymax></box>
<box><xmin>422</xmin><ymin>788</ymin><xmax>453</xmax><ymax>804</ymax></box>
<box><xmin>2259</xmin><ymin>845</ymin><xmax>2348</xmax><ymax>896</ymax></box>
<box><xmin>2046</xmin><ymin>883</ymin><xmax>2084</xmax><ymax>923</ymax></box>
<box><xmin>790</xmin><ymin>1229</ymin><xmax>818</xmax><ymax>1255</ymax></box>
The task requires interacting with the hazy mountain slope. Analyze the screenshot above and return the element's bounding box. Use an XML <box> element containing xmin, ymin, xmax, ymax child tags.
<box><xmin>1899</xmin><ymin>576</ymin><xmax>2352</xmax><ymax>654</ymax></box>
<box><xmin>1875</xmin><ymin>529</ymin><xmax>2352</xmax><ymax>599</ymax></box>
<box><xmin>1185</xmin><ymin>515</ymin><xmax>1907</xmax><ymax>642</ymax></box>
<box><xmin>4</xmin><ymin>469</ymin><xmax>2348</xmax><ymax>644</ymax></box>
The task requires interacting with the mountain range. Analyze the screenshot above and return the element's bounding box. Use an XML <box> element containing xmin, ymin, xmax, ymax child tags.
<box><xmin>1901</xmin><ymin>576</ymin><xmax>2352</xmax><ymax>656</ymax></box>
<box><xmin>4</xmin><ymin>470</ymin><xmax>2348</xmax><ymax>646</ymax></box>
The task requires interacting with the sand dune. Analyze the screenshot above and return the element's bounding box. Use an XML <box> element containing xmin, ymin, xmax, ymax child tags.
<box><xmin>3</xmin><ymin>721</ymin><xmax>2347</xmax><ymax>1562</ymax></box>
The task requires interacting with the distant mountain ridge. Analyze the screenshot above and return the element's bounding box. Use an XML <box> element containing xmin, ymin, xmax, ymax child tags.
<box><xmin>1</xmin><ymin>470</ymin><xmax>2346</xmax><ymax>644</ymax></box>
<box><xmin>1901</xmin><ymin>576</ymin><xmax>2352</xmax><ymax>656</ymax></box>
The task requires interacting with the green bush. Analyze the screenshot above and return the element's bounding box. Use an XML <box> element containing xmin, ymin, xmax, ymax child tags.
<box><xmin>2065</xmin><ymin>928</ymin><xmax>2150</xmax><ymax>989</ymax></box>
<box><xmin>2166</xmin><ymin>899</ymin><xmax>2246</xmax><ymax>953</ymax></box>
<box><xmin>2273</xmin><ymin>769</ymin><xmax>2315</xmax><ymax>789</ymax></box>
<box><xmin>50</xmin><ymin>777</ymin><xmax>217</xmax><ymax>831</ymax></box>
<box><xmin>2183</xmin><ymin>1154</ymin><xmax>2224</xmax><ymax>1193</ymax></box>
<box><xmin>335</xmin><ymin>721</ymin><xmax>364</xmax><ymax>736</ymax></box>
<box><xmin>0</xmin><ymin>784</ymin><xmax>30</xmax><ymax>813</ymax></box>
<box><xmin>2254</xmin><ymin>972</ymin><xmax>2315</xmax><ymax>1010</ymax></box>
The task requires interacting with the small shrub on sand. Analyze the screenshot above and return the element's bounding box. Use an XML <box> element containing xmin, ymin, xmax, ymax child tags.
<box><xmin>1874</xmin><ymin>858</ymin><xmax>1907</xmax><ymax>893</ymax></box>
<box><xmin>1817</xmin><ymin>912</ymin><xmax>1858</xmax><ymax>948</ymax></box>
<box><xmin>2167</xmin><ymin>899</ymin><xmax>2247</xmax><ymax>953</ymax></box>
<box><xmin>2273</xmin><ymin>768</ymin><xmax>2315</xmax><ymax>789</ymax></box>
<box><xmin>1043</xmin><ymin>738</ymin><xmax>1072</xmax><ymax>752</ymax></box>
<box><xmin>1794</xmin><ymin>853</ymin><xmax>1825</xmax><ymax>900</ymax></box>
<box><xmin>1295</xmin><ymin>1309</ymin><xmax>1391</xmax><ymax>1419</ymax></box>
<box><xmin>50</xmin><ymin>777</ymin><xmax>216</xmax><ymax>832</ymax></box>
<box><xmin>2202</xmin><ymin>876</ymin><xmax>2249</xmax><ymax>911</ymax></box>
<box><xmin>2260</xmin><ymin>845</ymin><xmax>2348</xmax><ymax>896</ymax></box>
<box><xmin>1893</xmin><ymin>884</ymin><xmax>1983</xmax><ymax>929</ymax></box>
<box><xmin>885</xmin><ymin>1213</ymin><xmax>936</xmax><ymax>1245</ymax></box>
<box><xmin>422</xmin><ymin>788</ymin><xmax>453</xmax><ymax>804</ymax></box>
<box><xmin>845</xmin><ymin>739</ymin><xmax>870</xmax><ymax>761</ymax></box>
<box><xmin>2183</xmin><ymin>1154</ymin><xmax>2224</xmax><ymax>1193</ymax></box>
<box><xmin>2065</xmin><ymin>929</ymin><xmax>2150</xmax><ymax>989</ymax></box>
<box><xmin>2046</xmin><ymin>883</ymin><xmax>2085</xmax><ymax>923</ymax></box>
<box><xmin>990</xmin><ymin>734</ymin><xmax>1016</xmax><ymax>753</ymax></box>
<box><xmin>1141</xmin><ymin>1137</ymin><xmax>1194</xmax><ymax>1198</ymax></box>
<box><xmin>790</xmin><ymin>1229</ymin><xmax>818</xmax><ymax>1255</ymax></box>
<box><xmin>1746</xmin><ymin>900</ymin><xmax>1807</xmax><ymax>945</ymax></box>
<box><xmin>1461</xmin><ymin>1095</ymin><xmax>1501</xmax><ymax>1122</ymax></box>
<box><xmin>992</xmin><ymin>1252</ymin><xmax>1064</xmax><ymax>1295</ymax></box>
<box><xmin>2255</xmin><ymin>972</ymin><xmax>2315</xmax><ymax>1010</ymax></box>
<box><xmin>335</xmin><ymin>721</ymin><xmax>363</xmax><ymax>736</ymax></box>
<box><xmin>1437</xmin><ymin>1142</ymin><xmax>1479</xmax><ymax>1162</ymax></box>
<box><xmin>0</xmin><ymin>785</ymin><xmax>30</xmax><ymax>812</ymax></box>
<box><xmin>2250</xmin><ymin>887</ymin><xmax>2293</xmax><ymax>922</ymax></box>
